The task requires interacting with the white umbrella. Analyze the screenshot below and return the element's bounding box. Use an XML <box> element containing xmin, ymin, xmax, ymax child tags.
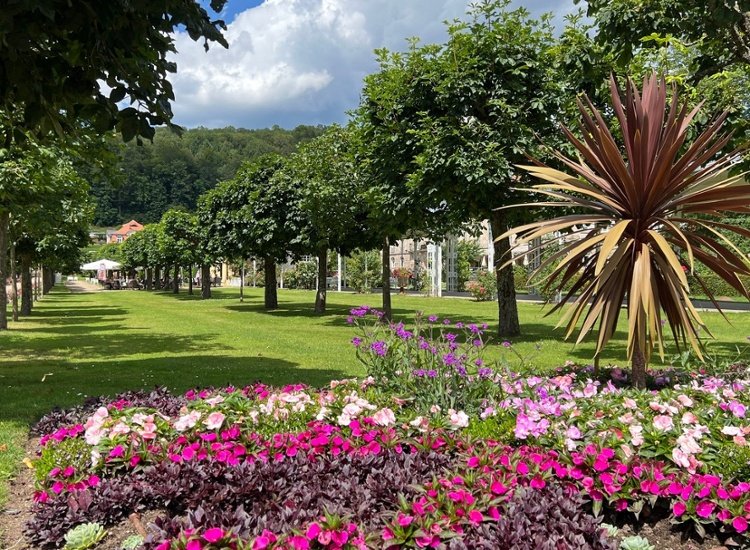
<box><xmin>80</xmin><ymin>259</ymin><xmax>122</xmax><ymax>271</ymax></box>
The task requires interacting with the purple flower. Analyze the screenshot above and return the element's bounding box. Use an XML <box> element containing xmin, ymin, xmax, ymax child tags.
<box><xmin>419</xmin><ymin>340</ymin><xmax>430</xmax><ymax>350</ymax></box>
<box><xmin>444</xmin><ymin>333</ymin><xmax>457</xmax><ymax>343</ymax></box>
<box><xmin>350</xmin><ymin>306</ymin><xmax>369</xmax><ymax>317</ymax></box>
<box><xmin>370</xmin><ymin>341</ymin><xmax>388</xmax><ymax>356</ymax></box>
<box><xmin>428</xmin><ymin>315</ymin><xmax>438</xmax><ymax>323</ymax></box>
<box><xmin>478</xmin><ymin>367</ymin><xmax>492</xmax><ymax>378</ymax></box>
<box><xmin>475</xmin><ymin>358</ymin><xmax>484</xmax><ymax>367</ymax></box>
<box><xmin>351</xmin><ymin>337</ymin><xmax>362</xmax><ymax>347</ymax></box>
<box><xmin>473</xmin><ymin>339</ymin><xmax>482</xmax><ymax>347</ymax></box>
<box><xmin>456</xmin><ymin>365</ymin><xmax>467</xmax><ymax>376</ymax></box>
<box><xmin>426</xmin><ymin>369</ymin><xmax>437</xmax><ymax>378</ymax></box>
<box><xmin>443</xmin><ymin>319</ymin><xmax>451</xmax><ymax>325</ymax></box>
<box><xmin>442</xmin><ymin>353</ymin><xmax>459</xmax><ymax>366</ymax></box>
<box><xmin>413</xmin><ymin>369</ymin><xmax>426</xmax><ymax>377</ymax></box>
<box><xmin>469</xmin><ymin>324</ymin><xmax>479</xmax><ymax>334</ymax></box>
<box><xmin>346</xmin><ymin>316</ymin><xmax>354</xmax><ymax>324</ymax></box>
<box><xmin>455</xmin><ymin>322</ymin><xmax>464</xmax><ymax>328</ymax></box>
<box><xmin>501</xmin><ymin>340</ymin><xmax>512</xmax><ymax>348</ymax></box>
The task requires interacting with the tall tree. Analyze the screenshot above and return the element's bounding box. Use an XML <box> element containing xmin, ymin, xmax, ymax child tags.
<box><xmin>279</xmin><ymin>126</ymin><xmax>376</xmax><ymax>313</ymax></box>
<box><xmin>160</xmin><ymin>209</ymin><xmax>202</xmax><ymax>295</ymax></box>
<box><xmin>357</xmin><ymin>0</ymin><xmax>565</xmax><ymax>334</ymax></box>
<box><xmin>198</xmin><ymin>155</ymin><xmax>299</xmax><ymax>309</ymax></box>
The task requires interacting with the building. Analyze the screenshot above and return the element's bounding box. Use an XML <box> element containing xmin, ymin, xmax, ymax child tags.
<box><xmin>107</xmin><ymin>220</ymin><xmax>144</xmax><ymax>244</ymax></box>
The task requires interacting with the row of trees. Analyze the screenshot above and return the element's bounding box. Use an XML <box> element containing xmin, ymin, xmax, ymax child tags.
<box><xmin>87</xmin><ymin>0</ymin><xmax>750</xmax><ymax>339</ymax></box>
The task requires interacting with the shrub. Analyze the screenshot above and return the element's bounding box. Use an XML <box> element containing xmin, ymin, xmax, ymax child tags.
<box><xmin>62</xmin><ymin>523</ymin><xmax>106</xmax><ymax>550</ymax></box>
<box><xmin>346</xmin><ymin>250</ymin><xmax>381</xmax><ymax>293</ymax></box>
<box><xmin>284</xmin><ymin>260</ymin><xmax>317</xmax><ymax>289</ymax></box>
<box><xmin>465</xmin><ymin>270</ymin><xmax>496</xmax><ymax>301</ymax></box>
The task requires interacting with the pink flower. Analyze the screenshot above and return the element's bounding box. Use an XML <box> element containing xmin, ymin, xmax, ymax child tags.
<box><xmin>695</xmin><ymin>500</ymin><xmax>715</xmax><ymax>519</ymax></box>
<box><xmin>203</xmin><ymin>528</ymin><xmax>224</xmax><ymax>543</ymax></box>
<box><xmin>530</xmin><ymin>476</ymin><xmax>546</xmax><ymax>489</ymax></box>
<box><xmin>398</xmin><ymin>514</ymin><xmax>414</xmax><ymax>527</ymax></box>
<box><xmin>372</xmin><ymin>408</ymin><xmax>396</xmax><ymax>427</ymax></box>
<box><xmin>653</xmin><ymin>415</ymin><xmax>674</xmax><ymax>432</ymax></box>
<box><xmin>306</xmin><ymin>523</ymin><xmax>321</xmax><ymax>540</ymax></box>
<box><xmin>186</xmin><ymin>540</ymin><xmax>203</xmax><ymax>550</ymax></box>
<box><xmin>155</xmin><ymin>543</ymin><xmax>170</xmax><ymax>550</ymax></box>
<box><xmin>733</xmin><ymin>517</ymin><xmax>748</xmax><ymax>533</ymax></box>
<box><xmin>108</xmin><ymin>445</ymin><xmax>125</xmax><ymax>459</ymax></box>
<box><xmin>204</xmin><ymin>411</ymin><xmax>226</xmax><ymax>430</ymax></box>
<box><xmin>468</xmin><ymin>510</ymin><xmax>483</xmax><ymax>524</ymax></box>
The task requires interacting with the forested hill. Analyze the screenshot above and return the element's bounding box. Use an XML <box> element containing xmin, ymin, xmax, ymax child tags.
<box><xmin>91</xmin><ymin>125</ymin><xmax>326</xmax><ymax>225</ymax></box>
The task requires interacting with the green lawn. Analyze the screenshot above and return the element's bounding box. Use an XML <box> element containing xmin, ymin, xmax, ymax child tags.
<box><xmin>1</xmin><ymin>285</ymin><xmax>750</xmax><ymax>505</ymax></box>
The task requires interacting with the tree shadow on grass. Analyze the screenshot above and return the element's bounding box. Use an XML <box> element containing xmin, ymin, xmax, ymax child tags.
<box><xmin>2</xmin><ymin>330</ymin><xmax>230</xmax><ymax>359</ymax></box>
<box><xmin>0</xmin><ymin>355</ymin><xmax>349</xmax><ymax>426</ymax></box>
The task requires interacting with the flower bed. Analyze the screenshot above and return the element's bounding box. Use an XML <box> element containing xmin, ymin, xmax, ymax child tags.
<box><xmin>23</xmin><ymin>308</ymin><xmax>750</xmax><ymax>548</ymax></box>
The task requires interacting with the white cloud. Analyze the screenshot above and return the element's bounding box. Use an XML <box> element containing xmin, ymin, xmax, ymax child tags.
<box><xmin>169</xmin><ymin>0</ymin><xmax>579</xmax><ymax>129</ymax></box>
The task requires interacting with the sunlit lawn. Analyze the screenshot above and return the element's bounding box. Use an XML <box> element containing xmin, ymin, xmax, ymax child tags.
<box><xmin>1</xmin><ymin>285</ymin><xmax>750</xmax><ymax>505</ymax></box>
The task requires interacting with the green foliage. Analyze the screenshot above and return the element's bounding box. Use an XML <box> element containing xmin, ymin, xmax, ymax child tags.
<box><xmin>121</xmin><ymin>535</ymin><xmax>144</xmax><ymax>550</ymax></box>
<box><xmin>62</xmin><ymin>522</ymin><xmax>106</xmax><ymax>550</ymax></box>
<box><xmin>34</xmin><ymin>437</ymin><xmax>91</xmax><ymax>486</ymax></box>
<box><xmin>93</xmin><ymin>126</ymin><xmax>325</xmax><ymax>225</ymax></box>
<box><xmin>284</xmin><ymin>261</ymin><xmax>317</xmax><ymax>290</ymax></box>
<box><xmin>600</xmin><ymin>524</ymin><xmax>619</xmax><ymax>538</ymax></box>
<box><xmin>346</xmin><ymin>250</ymin><xmax>381</xmax><ymax>293</ymax></box>
<box><xmin>1</xmin><ymin>1</ymin><xmax>228</xmax><ymax>140</ymax></box>
<box><xmin>618</xmin><ymin>535</ymin><xmax>654</xmax><ymax>550</ymax></box>
<box><xmin>465</xmin><ymin>270</ymin><xmax>497</xmax><ymax>301</ymax></box>
<box><xmin>464</xmin><ymin>414</ymin><xmax>517</xmax><ymax>442</ymax></box>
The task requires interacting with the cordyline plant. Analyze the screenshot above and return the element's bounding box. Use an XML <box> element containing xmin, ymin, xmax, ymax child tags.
<box><xmin>500</xmin><ymin>74</ymin><xmax>750</xmax><ymax>388</ymax></box>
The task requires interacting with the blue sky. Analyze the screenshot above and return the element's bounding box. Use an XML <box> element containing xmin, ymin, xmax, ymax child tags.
<box><xmin>176</xmin><ymin>0</ymin><xmax>582</xmax><ymax>129</ymax></box>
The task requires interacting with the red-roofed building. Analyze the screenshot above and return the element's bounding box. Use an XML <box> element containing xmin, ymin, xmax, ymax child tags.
<box><xmin>108</xmin><ymin>220</ymin><xmax>144</xmax><ymax>243</ymax></box>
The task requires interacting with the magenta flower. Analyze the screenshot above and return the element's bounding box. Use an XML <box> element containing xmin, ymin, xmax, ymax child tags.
<box><xmin>203</xmin><ymin>528</ymin><xmax>224</xmax><ymax>543</ymax></box>
<box><xmin>733</xmin><ymin>517</ymin><xmax>748</xmax><ymax>533</ymax></box>
<box><xmin>695</xmin><ymin>500</ymin><xmax>715</xmax><ymax>519</ymax></box>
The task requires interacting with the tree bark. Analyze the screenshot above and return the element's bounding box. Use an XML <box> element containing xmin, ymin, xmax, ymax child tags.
<box><xmin>264</xmin><ymin>258</ymin><xmax>278</xmax><ymax>310</ymax></box>
<box><xmin>315</xmin><ymin>248</ymin><xmax>327</xmax><ymax>313</ymax></box>
<box><xmin>173</xmin><ymin>264</ymin><xmax>179</xmax><ymax>294</ymax></box>
<box><xmin>0</xmin><ymin>211</ymin><xmax>8</xmax><ymax>330</ymax></box>
<box><xmin>490</xmin><ymin>210</ymin><xmax>520</xmax><ymax>337</ymax></box>
<box><xmin>145</xmin><ymin>267</ymin><xmax>153</xmax><ymax>290</ymax></box>
<box><xmin>154</xmin><ymin>266</ymin><xmax>161</xmax><ymax>290</ymax></box>
<box><xmin>201</xmin><ymin>264</ymin><xmax>211</xmax><ymax>299</ymax></box>
<box><xmin>43</xmin><ymin>266</ymin><xmax>53</xmax><ymax>294</ymax></box>
<box><xmin>239</xmin><ymin>261</ymin><xmax>244</xmax><ymax>302</ymax></box>
<box><xmin>10</xmin><ymin>243</ymin><xmax>18</xmax><ymax>322</ymax></box>
<box><xmin>188</xmin><ymin>264</ymin><xmax>193</xmax><ymax>295</ymax></box>
<box><xmin>631</xmin><ymin>347</ymin><xmax>647</xmax><ymax>389</ymax></box>
<box><xmin>20</xmin><ymin>253</ymin><xmax>32</xmax><ymax>316</ymax></box>
<box><xmin>381</xmin><ymin>237</ymin><xmax>392</xmax><ymax>321</ymax></box>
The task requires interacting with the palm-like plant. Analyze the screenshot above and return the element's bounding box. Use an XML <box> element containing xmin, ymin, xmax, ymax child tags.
<box><xmin>501</xmin><ymin>74</ymin><xmax>750</xmax><ymax>388</ymax></box>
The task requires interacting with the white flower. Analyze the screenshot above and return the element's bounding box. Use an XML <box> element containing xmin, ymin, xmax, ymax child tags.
<box><xmin>337</xmin><ymin>413</ymin><xmax>351</xmax><ymax>426</ymax></box>
<box><xmin>448</xmin><ymin>409</ymin><xmax>469</xmax><ymax>429</ymax></box>
<box><xmin>174</xmin><ymin>411</ymin><xmax>201</xmax><ymax>432</ymax></box>
<box><xmin>722</xmin><ymin>426</ymin><xmax>741</xmax><ymax>436</ymax></box>
<box><xmin>315</xmin><ymin>407</ymin><xmax>329</xmax><ymax>421</ymax></box>
<box><xmin>205</xmin><ymin>395</ymin><xmax>225</xmax><ymax>406</ymax></box>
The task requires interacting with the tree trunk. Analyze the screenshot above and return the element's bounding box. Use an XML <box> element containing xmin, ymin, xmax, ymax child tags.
<box><xmin>631</xmin><ymin>347</ymin><xmax>647</xmax><ymax>389</ymax></box>
<box><xmin>239</xmin><ymin>261</ymin><xmax>244</xmax><ymax>302</ymax></box>
<box><xmin>201</xmin><ymin>264</ymin><xmax>211</xmax><ymax>299</ymax></box>
<box><xmin>381</xmin><ymin>238</ymin><xmax>392</xmax><ymax>322</ymax></box>
<box><xmin>20</xmin><ymin>253</ymin><xmax>32</xmax><ymax>316</ymax></box>
<box><xmin>188</xmin><ymin>265</ymin><xmax>193</xmax><ymax>295</ymax></box>
<box><xmin>490</xmin><ymin>210</ymin><xmax>520</xmax><ymax>337</ymax></box>
<box><xmin>173</xmin><ymin>264</ymin><xmax>179</xmax><ymax>294</ymax></box>
<box><xmin>145</xmin><ymin>267</ymin><xmax>152</xmax><ymax>290</ymax></box>
<box><xmin>315</xmin><ymin>248</ymin><xmax>327</xmax><ymax>313</ymax></box>
<box><xmin>10</xmin><ymin>243</ymin><xmax>18</xmax><ymax>322</ymax></box>
<box><xmin>43</xmin><ymin>266</ymin><xmax>53</xmax><ymax>294</ymax></box>
<box><xmin>154</xmin><ymin>266</ymin><xmax>161</xmax><ymax>290</ymax></box>
<box><xmin>264</xmin><ymin>258</ymin><xmax>278</xmax><ymax>310</ymax></box>
<box><xmin>0</xmin><ymin>211</ymin><xmax>8</xmax><ymax>330</ymax></box>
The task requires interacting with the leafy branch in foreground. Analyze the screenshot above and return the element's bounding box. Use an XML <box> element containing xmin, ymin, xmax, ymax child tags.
<box><xmin>501</xmin><ymin>74</ymin><xmax>750</xmax><ymax>387</ymax></box>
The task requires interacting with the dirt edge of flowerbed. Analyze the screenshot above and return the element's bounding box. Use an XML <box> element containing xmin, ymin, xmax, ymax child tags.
<box><xmin>0</xmin><ymin>437</ymin><xmax>163</xmax><ymax>550</ymax></box>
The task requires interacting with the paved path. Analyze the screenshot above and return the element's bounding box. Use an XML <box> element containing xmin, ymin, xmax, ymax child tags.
<box><xmin>65</xmin><ymin>280</ymin><xmax>101</xmax><ymax>293</ymax></box>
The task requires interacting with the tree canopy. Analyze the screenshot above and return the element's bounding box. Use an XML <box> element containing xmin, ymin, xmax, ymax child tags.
<box><xmin>0</xmin><ymin>0</ymin><xmax>228</xmax><ymax>141</ymax></box>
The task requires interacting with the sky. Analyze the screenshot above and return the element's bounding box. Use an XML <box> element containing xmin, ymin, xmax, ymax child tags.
<box><xmin>171</xmin><ymin>0</ymin><xmax>582</xmax><ymax>129</ymax></box>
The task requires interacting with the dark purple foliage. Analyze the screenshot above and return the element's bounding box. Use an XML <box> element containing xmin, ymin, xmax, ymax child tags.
<box><xmin>449</xmin><ymin>485</ymin><xmax>615</xmax><ymax>550</ymax></box>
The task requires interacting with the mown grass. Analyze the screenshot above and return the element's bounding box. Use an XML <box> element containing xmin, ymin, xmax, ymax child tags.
<box><xmin>1</xmin><ymin>284</ymin><xmax>750</xmax><ymax>506</ymax></box>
